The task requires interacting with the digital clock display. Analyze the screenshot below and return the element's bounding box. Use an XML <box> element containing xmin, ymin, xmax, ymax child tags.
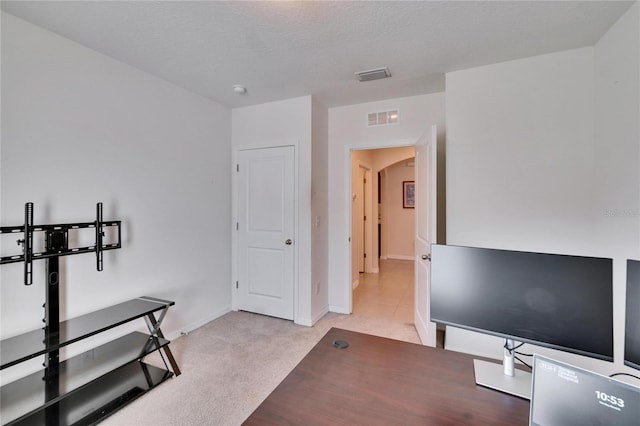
<box><xmin>594</xmin><ymin>390</ymin><xmax>625</xmax><ymax>409</ymax></box>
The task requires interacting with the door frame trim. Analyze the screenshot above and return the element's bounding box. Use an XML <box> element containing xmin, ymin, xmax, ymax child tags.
<box><xmin>356</xmin><ymin>162</ymin><xmax>372</xmax><ymax>276</ymax></box>
<box><xmin>232</xmin><ymin>143</ymin><xmax>298</xmax><ymax>322</ymax></box>
<box><xmin>344</xmin><ymin>139</ymin><xmax>417</xmax><ymax>314</ymax></box>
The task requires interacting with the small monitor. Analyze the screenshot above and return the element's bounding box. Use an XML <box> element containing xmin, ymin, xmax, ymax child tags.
<box><xmin>625</xmin><ymin>259</ymin><xmax>640</xmax><ymax>370</ymax></box>
<box><xmin>530</xmin><ymin>355</ymin><xmax>640</xmax><ymax>426</ymax></box>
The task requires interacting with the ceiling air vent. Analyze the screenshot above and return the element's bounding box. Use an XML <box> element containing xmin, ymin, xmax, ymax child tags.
<box><xmin>355</xmin><ymin>67</ymin><xmax>391</xmax><ymax>82</ymax></box>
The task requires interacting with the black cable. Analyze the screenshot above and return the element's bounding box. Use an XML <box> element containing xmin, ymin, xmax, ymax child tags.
<box><xmin>504</xmin><ymin>341</ymin><xmax>525</xmax><ymax>351</ymax></box>
<box><xmin>503</xmin><ymin>340</ymin><xmax>532</xmax><ymax>370</ymax></box>
<box><xmin>503</xmin><ymin>341</ymin><xmax>533</xmax><ymax>357</ymax></box>
<box><xmin>514</xmin><ymin>355</ymin><xmax>532</xmax><ymax>370</ymax></box>
<box><xmin>609</xmin><ymin>372</ymin><xmax>640</xmax><ymax>380</ymax></box>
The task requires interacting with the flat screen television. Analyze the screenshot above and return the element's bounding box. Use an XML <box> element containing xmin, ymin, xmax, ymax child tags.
<box><xmin>625</xmin><ymin>259</ymin><xmax>640</xmax><ymax>371</ymax></box>
<box><xmin>430</xmin><ymin>244</ymin><xmax>614</xmax><ymax>399</ymax></box>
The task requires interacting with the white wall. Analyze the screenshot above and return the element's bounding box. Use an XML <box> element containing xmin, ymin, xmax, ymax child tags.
<box><xmin>328</xmin><ymin>93</ymin><xmax>445</xmax><ymax>313</ymax></box>
<box><xmin>447</xmin><ymin>47</ymin><xmax>597</xmax><ymax>254</ymax></box>
<box><xmin>1</xmin><ymin>12</ymin><xmax>232</xmax><ymax>382</ymax></box>
<box><xmin>311</xmin><ymin>99</ymin><xmax>329</xmax><ymax>323</ymax></box>
<box><xmin>382</xmin><ymin>159</ymin><xmax>415</xmax><ymax>259</ymax></box>
<box><xmin>445</xmin><ymin>3</ymin><xmax>639</xmax><ymax>379</ymax></box>
<box><xmin>593</xmin><ymin>2</ymin><xmax>640</xmax><ymax>378</ymax></box>
<box><xmin>231</xmin><ymin>96</ymin><xmax>316</xmax><ymax>325</ymax></box>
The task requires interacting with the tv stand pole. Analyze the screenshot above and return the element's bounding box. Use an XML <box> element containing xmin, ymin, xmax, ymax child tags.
<box><xmin>0</xmin><ymin>202</ymin><xmax>180</xmax><ymax>425</ymax></box>
<box><xmin>44</xmin><ymin>254</ymin><xmax>61</xmax><ymax>423</ymax></box>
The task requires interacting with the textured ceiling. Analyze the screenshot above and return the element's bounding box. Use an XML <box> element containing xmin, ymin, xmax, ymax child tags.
<box><xmin>1</xmin><ymin>1</ymin><xmax>634</xmax><ymax>108</ymax></box>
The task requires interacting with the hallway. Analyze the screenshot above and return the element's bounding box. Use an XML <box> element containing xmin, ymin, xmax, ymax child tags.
<box><xmin>353</xmin><ymin>259</ymin><xmax>415</xmax><ymax>326</ymax></box>
<box><xmin>352</xmin><ymin>258</ymin><xmax>445</xmax><ymax>348</ymax></box>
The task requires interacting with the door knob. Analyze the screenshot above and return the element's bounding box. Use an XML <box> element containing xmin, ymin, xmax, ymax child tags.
<box><xmin>285</xmin><ymin>239</ymin><xmax>293</xmax><ymax>245</ymax></box>
<box><xmin>421</xmin><ymin>254</ymin><xmax>431</xmax><ymax>261</ymax></box>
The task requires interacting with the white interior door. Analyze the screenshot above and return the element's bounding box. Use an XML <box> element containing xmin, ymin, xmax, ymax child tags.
<box><xmin>414</xmin><ymin>125</ymin><xmax>438</xmax><ymax>346</ymax></box>
<box><xmin>237</xmin><ymin>146</ymin><xmax>295</xmax><ymax>320</ymax></box>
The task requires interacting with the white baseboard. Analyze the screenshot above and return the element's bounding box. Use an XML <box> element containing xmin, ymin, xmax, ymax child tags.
<box><xmin>329</xmin><ymin>304</ymin><xmax>350</xmax><ymax>314</ymax></box>
<box><xmin>387</xmin><ymin>254</ymin><xmax>414</xmax><ymax>261</ymax></box>
<box><xmin>295</xmin><ymin>317</ymin><xmax>312</xmax><ymax>326</ymax></box>
<box><xmin>296</xmin><ymin>305</ymin><xmax>330</xmax><ymax>327</ymax></box>
<box><xmin>168</xmin><ymin>306</ymin><xmax>232</xmax><ymax>340</ymax></box>
<box><xmin>313</xmin><ymin>305</ymin><xmax>330</xmax><ymax>324</ymax></box>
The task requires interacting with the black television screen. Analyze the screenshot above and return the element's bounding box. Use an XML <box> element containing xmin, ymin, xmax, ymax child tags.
<box><xmin>430</xmin><ymin>244</ymin><xmax>614</xmax><ymax>361</ymax></box>
<box><xmin>625</xmin><ymin>259</ymin><xmax>640</xmax><ymax>370</ymax></box>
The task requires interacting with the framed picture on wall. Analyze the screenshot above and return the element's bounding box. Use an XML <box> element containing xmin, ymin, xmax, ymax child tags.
<box><xmin>403</xmin><ymin>181</ymin><xmax>415</xmax><ymax>209</ymax></box>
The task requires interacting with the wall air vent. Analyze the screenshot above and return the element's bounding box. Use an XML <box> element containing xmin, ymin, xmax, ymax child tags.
<box><xmin>355</xmin><ymin>67</ymin><xmax>391</xmax><ymax>82</ymax></box>
<box><xmin>367</xmin><ymin>109</ymin><xmax>399</xmax><ymax>127</ymax></box>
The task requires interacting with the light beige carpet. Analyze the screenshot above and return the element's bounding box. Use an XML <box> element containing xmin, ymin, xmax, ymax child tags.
<box><xmin>102</xmin><ymin>310</ymin><xmax>420</xmax><ymax>425</ymax></box>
